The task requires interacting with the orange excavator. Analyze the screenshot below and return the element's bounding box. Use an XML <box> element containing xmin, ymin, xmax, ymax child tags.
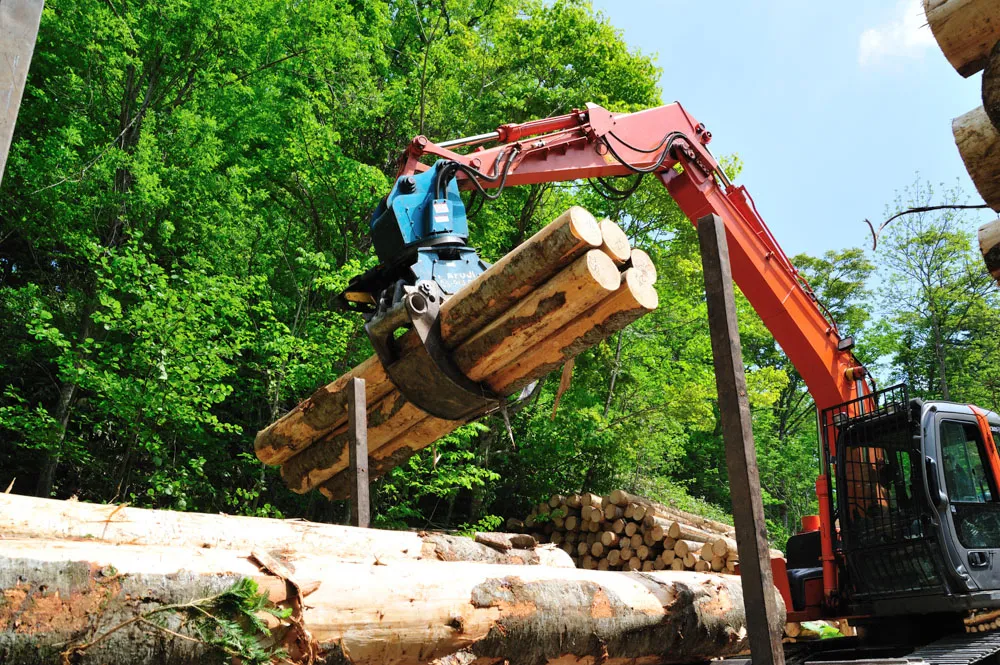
<box><xmin>340</xmin><ymin>102</ymin><xmax>1000</xmax><ymax>661</ymax></box>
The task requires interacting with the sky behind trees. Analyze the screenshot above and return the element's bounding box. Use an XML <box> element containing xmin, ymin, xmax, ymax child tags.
<box><xmin>592</xmin><ymin>0</ymin><xmax>998</xmax><ymax>257</ymax></box>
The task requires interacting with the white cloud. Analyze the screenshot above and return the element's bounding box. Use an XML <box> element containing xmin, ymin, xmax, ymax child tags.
<box><xmin>858</xmin><ymin>0</ymin><xmax>936</xmax><ymax>68</ymax></box>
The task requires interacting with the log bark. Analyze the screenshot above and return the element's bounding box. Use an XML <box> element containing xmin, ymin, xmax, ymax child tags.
<box><xmin>280</xmin><ymin>391</ymin><xmax>432</xmax><ymax>493</ymax></box>
<box><xmin>439</xmin><ymin>206</ymin><xmax>602</xmax><ymax>347</ymax></box>
<box><xmin>485</xmin><ymin>268</ymin><xmax>658</xmax><ymax>394</ymax></box>
<box><xmin>0</xmin><ymin>494</ymin><xmax>572</xmax><ymax>568</ymax></box>
<box><xmin>924</xmin><ymin>0</ymin><xmax>1000</xmax><ymax>77</ymax></box>
<box><xmin>0</xmin><ymin>538</ymin><xmax>784</xmax><ymax>665</ymax></box>
<box><xmin>954</xmin><ymin>106</ymin><xmax>1000</xmax><ymax>211</ymax></box>
<box><xmin>254</xmin><ymin>351</ymin><xmax>397</xmax><ymax>465</ymax></box>
<box><xmin>984</xmin><ymin>40</ymin><xmax>1000</xmax><ymax>131</ymax></box>
<box><xmin>453</xmin><ymin>249</ymin><xmax>621</xmax><ymax>382</ymax></box>
<box><xmin>318</xmin><ymin>414</ymin><xmax>464</xmax><ymax>500</ymax></box>
<box><xmin>978</xmin><ymin>217</ymin><xmax>1000</xmax><ymax>282</ymax></box>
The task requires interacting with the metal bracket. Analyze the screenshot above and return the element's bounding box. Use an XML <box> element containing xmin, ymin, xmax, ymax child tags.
<box><xmin>365</xmin><ymin>280</ymin><xmax>499</xmax><ymax>421</ymax></box>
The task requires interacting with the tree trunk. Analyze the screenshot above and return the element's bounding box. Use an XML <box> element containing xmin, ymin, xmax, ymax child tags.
<box><xmin>0</xmin><ymin>538</ymin><xmax>784</xmax><ymax>665</ymax></box>
<box><xmin>923</xmin><ymin>0</ymin><xmax>1000</xmax><ymax>77</ymax></box>
<box><xmin>953</xmin><ymin>106</ymin><xmax>1000</xmax><ymax>211</ymax></box>
<box><xmin>33</xmin><ymin>379</ymin><xmax>77</xmax><ymax>498</ymax></box>
<box><xmin>933</xmin><ymin>315</ymin><xmax>951</xmax><ymax>400</ymax></box>
<box><xmin>0</xmin><ymin>494</ymin><xmax>572</xmax><ymax>568</ymax></box>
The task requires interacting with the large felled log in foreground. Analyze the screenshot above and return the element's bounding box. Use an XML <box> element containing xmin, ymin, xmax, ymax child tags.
<box><xmin>924</xmin><ymin>0</ymin><xmax>1000</xmax><ymax>77</ymax></box>
<box><xmin>954</xmin><ymin>106</ymin><xmax>1000</xmax><ymax>211</ymax></box>
<box><xmin>0</xmin><ymin>537</ymin><xmax>783</xmax><ymax>665</ymax></box>
<box><xmin>0</xmin><ymin>493</ymin><xmax>573</xmax><ymax>568</ymax></box>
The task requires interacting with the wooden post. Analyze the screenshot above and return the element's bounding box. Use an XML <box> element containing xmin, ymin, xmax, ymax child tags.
<box><xmin>0</xmin><ymin>0</ymin><xmax>44</xmax><ymax>185</ymax></box>
<box><xmin>347</xmin><ymin>377</ymin><xmax>370</xmax><ymax>528</ymax></box>
<box><xmin>697</xmin><ymin>214</ymin><xmax>785</xmax><ymax>665</ymax></box>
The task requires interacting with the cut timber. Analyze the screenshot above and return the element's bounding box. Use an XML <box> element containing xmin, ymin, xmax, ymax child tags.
<box><xmin>439</xmin><ymin>206</ymin><xmax>602</xmax><ymax>347</ymax></box>
<box><xmin>668</xmin><ymin>522</ymin><xmax>739</xmax><ymax>555</ymax></box>
<box><xmin>954</xmin><ymin>106</ymin><xmax>1000</xmax><ymax>211</ymax></box>
<box><xmin>979</xmin><ymin>218</ymin><xmax>1000</xmax><ymax>283</ymax></box>
<box><xmin>319</xmin><ymin>415</ymin><xmax>464</xmax><ymax>500</ymax></box>
<box><xmin>486</xmin><ymin>268</ymin><xmax>658</xmax><ymax>394</ymax></box>
<box><xmin>599</xmin><ymin>219</ymin><xmax>631</xmax><ymax>265</ymax></box>
<box><xmin>0</xmin><ymin>538</ymin><xmax>783</xmax><ymax>665</ymax></box>
<box><xmin>453</xmin><ymin>249</ymin><xmax>621</xmax><ymax>382</ymax></box>
<box><xmin>985</xmin><ymin>41</ymin><xmax>1000</xmax><ymax>131</ymax></box>
<box><xmin>610</xmin><ymin>489</ymin><xmax>736</xmax><ymax>537</ymax></box>
<box><xmin>280</xmin><ymin>392</ymin><xmax>429</xmax><ymax>493</ymax></box>
<box><xmin>0</xmin><ymin>494</ymin><xmax>572</xmax><ymax>568</ymax></box>
<box><xmin>254</xmin><ymin>351</ymin><xmax>396</xmax><ymax>465</ymax></box>
<box><xmin>924</xmin><ymin>0</ymin><xmax>1000</xmax><ymax>77</ymax></box>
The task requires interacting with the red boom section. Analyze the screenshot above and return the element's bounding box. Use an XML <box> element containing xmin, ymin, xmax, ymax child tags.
<box><xmin>401</xmin><ymin>102</ymin><xmax>861</xmax><ymax>414</ymax></box>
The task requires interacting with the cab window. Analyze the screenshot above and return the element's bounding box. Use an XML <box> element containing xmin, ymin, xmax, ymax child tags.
<box><xmin>940</xmin><ymin>420</ymin><xmax>992</xmax><ymax>503</ymax></box>
<box><xmin>940</xmin><ymin>419</ymin><xmax>1000</xmax><ymax>549</ymax></box>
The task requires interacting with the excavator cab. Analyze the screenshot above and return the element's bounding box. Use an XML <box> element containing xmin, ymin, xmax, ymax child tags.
<box><xmin>819</xmin><ymin>385</ymin><xmax>1000</xmax><ymax>617</ymax></box>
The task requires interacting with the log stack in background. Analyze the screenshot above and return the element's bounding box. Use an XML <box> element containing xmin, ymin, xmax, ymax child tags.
<box><xmin>508</xmin><ymin>489</ymin><xmax>782</xmax><ymax>574</ymax></box>
<box><xmin>923</xmin><ymin>1</ymin><xmax>1000</xmax><ymax>283</ymax></box>
<box><xmin>254</xmin><ymin>207</ymin><xmax>659</xmax><ymax>498</ymax></box>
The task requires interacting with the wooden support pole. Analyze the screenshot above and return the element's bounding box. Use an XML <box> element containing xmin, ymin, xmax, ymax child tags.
<box><xmin>347</xmin><ymin>377</ymin><xmax>370</xmax><ymax>528</ymax></box>
<box><xmin>698</xmin><ymin>214</ymin><xmax>785</xmax><ymax>665</ymax></box>
<box><xmin>0</xmin><ymin>0</ymin><xmax>44</xmax><ymax>185</ymax></box>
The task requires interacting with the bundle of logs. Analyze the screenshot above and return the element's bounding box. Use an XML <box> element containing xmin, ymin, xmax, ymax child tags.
<box><xmin>0</xmin><ymin>493</ymin><xmax>786</xmax><ymax>665</ymax></box>
<box><xmin>507</xmin><ymin>489</ymin><xmax>777</xmax><ymax>575</ymax></box>
<box><xmin>253</xmin><ymin>207</ymin><xmax>659</xmax><ymax>497</ymax></box>
<box><xmin>922</xmin><ymin>1</ymin><xmax>1000</xmax><ymax>282</ymax></box>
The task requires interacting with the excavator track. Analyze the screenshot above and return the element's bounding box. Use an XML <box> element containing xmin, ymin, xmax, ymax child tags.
<box><xmin>905</xmin><ymin>630</ymin><xmax>1000</xmax><ymax>665</ymax></box>
<box><xmin>779</xmin><ymin>630</ymin><xmax>1000</xmax><ymax>665</ymax></box>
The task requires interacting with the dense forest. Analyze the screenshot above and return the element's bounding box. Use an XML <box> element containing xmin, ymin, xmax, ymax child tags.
<box><xmin>1</xmin><ymin>0</ymin><xmax>997</xmax><ymax>548</ymax></box>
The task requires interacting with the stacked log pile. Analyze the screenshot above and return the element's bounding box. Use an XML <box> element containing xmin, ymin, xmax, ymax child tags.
<box><xmin>923</xmin><ymin>1</ymin><xmax>1000</xmax><ymax>282</ymax></box>
<box><xmin>508</xmin><ymin>489</ymin><xmax>778</xmax><ymax>574</ymax></box>
<box><xmin>253</xmin><ymin>207</ymin><xmax>659</xmax><ymax>497</ymax></box>
<box><xmin>0</xmin><ymin>494</ymin><xmax>785</xmax><ymax>665</ymax></box>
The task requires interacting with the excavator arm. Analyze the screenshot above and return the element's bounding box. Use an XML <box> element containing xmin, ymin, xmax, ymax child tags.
<box><xmin>399</xmin><ymin>102</ymin><xmax>865</xmax><ymax>416</ymax></box>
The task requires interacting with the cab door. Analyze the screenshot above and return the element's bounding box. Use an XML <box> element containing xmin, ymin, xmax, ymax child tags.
<box><xmin>929</xmin><ymin>410</ymin><xmax>1000</xmax><ymax>593</ymax></box>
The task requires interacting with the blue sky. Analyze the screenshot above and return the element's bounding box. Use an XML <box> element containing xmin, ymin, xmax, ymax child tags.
<box><xmin>592</xmin><ymin>0</ymin><xmax>998</xmax><ymax>258</ymax></box>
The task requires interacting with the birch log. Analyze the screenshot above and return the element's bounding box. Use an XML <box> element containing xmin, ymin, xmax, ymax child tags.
<box><xmin>954</xmin><ymin>106</ymin><xmax>1000</xmax><ymax>211</ymax></box>
<box><xmin>0</xmin><ymin>494</ymin><xmax>572</xmax><ymax>568</ymax></box>
<box><xmin>924</xmin><ymin>0</ymin><xmax>1000</xmax><ymax>77</ymax></box>
<box><xmin>0</xmin><ymin>539</ymin><xmax>784</xmax><ymax>665</ymax></box>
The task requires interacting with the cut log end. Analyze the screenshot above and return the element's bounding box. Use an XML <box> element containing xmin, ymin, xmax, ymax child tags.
<box><xmin>979</xmin><ymin>218</ymin><xmax>1000</xmax><ymax>282</ymax></box>
<box><xmin>924</xmin><ymin>0</ymin><xmax>1000</xmax><ymax>77</ymax></box>
<box><xmin>599</xmin><ymin>218</ymin><xmax>632</xmax><ymax>265</ymax></box>
<box><xmin>953</xmin><ymin>106</ymin><xmax>1000</xmax><ymax>211</ymax></box>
